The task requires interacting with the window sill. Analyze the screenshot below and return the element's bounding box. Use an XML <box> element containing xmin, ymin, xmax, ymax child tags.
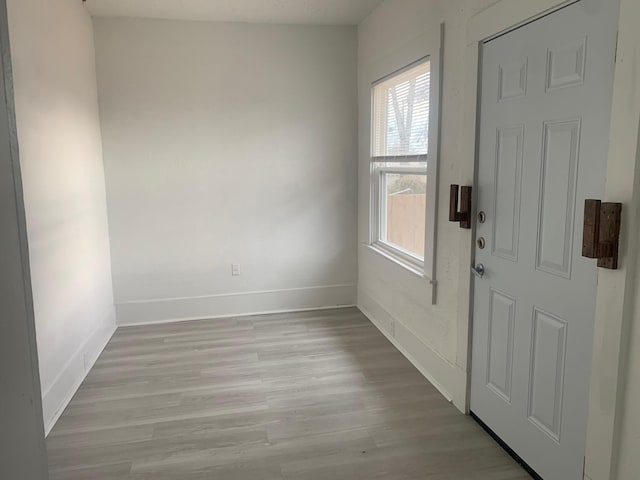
<box><xmin>365</xmin><ymin>243</ymin><xmax>429</xmax><ymax>281</ymax></box>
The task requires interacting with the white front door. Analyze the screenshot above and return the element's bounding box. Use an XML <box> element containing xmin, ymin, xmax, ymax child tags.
<box><xmin>470</xmin><ymin>1</ymin><xmax>619</xmax><ymax>479</ymax></box>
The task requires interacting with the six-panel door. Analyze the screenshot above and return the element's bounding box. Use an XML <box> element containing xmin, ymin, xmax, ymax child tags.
<box><xmin>470</xmin><ymin>1</ymin><xmax>620</xmax><ymax>479</ymax></box>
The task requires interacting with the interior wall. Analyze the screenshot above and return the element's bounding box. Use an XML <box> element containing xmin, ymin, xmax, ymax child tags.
<box><xmin>7</xmin><ymin>0</ymin><xmax>116</xmax><ymax>433</ymax></box>
<box><xmin>93</xmin><ymin>18</ymin><xmax>358</xmax><ymax>325</ymax></box>
<box><xmin>357</xmin><ymin>0</ymin><xmax>495</xmax><ymax>409</ymax></box>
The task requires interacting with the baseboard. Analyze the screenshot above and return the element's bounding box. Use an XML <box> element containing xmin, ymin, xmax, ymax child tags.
<box><xmin>115</xmin><ymin>284</ymin><xmax>358</xmax><ymax>326</ymax></box>
<box><xmin>42</xmin><ymin>307</ymin><xmax>117</xmax><ymax>436</ymax></box>
<box><xmin>358</xmin><ymin>289</ymin><xmax>467</xmax><ymax>412</ymax></box>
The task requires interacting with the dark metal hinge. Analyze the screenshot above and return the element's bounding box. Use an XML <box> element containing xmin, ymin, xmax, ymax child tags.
<box><xmin>582</xmin><ymin>199</ymin><xmax>623</xmax><ymax>270</ymax></box>
<box><xmin>449</xmin><ymin>184</ymin><xmax>472</xmax><ymax>229</ymax></box>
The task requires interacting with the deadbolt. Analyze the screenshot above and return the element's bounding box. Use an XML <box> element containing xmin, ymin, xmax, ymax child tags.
<box><xmin>472</xmin><ymin>263</ymin><xmax>485</xmax><ymax>278</ymax></box>
<box><xmin>478</xmin><ymin>211</ymin><xmax>486</xmax><ymax>224</ymax></box>
<box><xmin>477</xmin><ymin>237</ymin><xmax>486</xmax><ymax>249</ymax></box>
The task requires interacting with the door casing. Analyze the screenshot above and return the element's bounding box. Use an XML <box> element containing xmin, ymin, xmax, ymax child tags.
<box><xmin>0</xmin><ymin>0</ymin><xmax>49</xmax><ymax>478</ymax></box>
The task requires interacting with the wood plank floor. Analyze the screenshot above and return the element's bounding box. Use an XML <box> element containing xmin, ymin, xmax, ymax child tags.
<box><xmin>47</xmin><ymin>307</ymin><xmax>530</xmax><ymax>480</ymax></box>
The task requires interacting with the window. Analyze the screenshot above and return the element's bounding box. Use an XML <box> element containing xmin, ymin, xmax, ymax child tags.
<box><xmin>370</xmin><ymin>58</ymin><xmax>437</xmax><ymax>276</ymax></box>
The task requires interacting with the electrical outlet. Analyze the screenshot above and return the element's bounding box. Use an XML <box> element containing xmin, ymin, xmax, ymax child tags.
<box><xmin>231</xmin><ymin>264</ymin><xmax>241</xmax><ymax>276</ymax></box>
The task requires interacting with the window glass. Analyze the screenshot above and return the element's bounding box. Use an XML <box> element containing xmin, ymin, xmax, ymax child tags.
<box><xmin>382</xmin><ymin>173</ymin><xmax>427</xmax><ymax>259</ymax></box>
<box><xmin>372</xmin><ymin>61</ymin><xmax>431</xmax><ymax>158</ymax></box>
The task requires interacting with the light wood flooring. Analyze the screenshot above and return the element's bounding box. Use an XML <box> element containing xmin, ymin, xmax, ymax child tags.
<box><xmin>47</xmin><ymin>307</ymin><xmax>530</xmax><ymax>480</ymax></box>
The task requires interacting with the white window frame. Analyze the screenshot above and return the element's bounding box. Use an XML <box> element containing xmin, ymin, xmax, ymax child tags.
<box><xmin>369</xmin><ymin>27</ymin><xmax>443</xmax><ymax>282</ymax></box>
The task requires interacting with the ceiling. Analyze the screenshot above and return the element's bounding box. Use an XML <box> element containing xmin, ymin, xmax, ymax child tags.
<box><xmin>84</xmin><ymin>0</ymin><xmax>386</xmax><ymax>26</ymax></box>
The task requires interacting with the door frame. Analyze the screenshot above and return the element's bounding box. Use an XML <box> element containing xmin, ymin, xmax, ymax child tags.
<box><xmin>457</xmin><ymin>1</ymin><xmax>640</xmax><ymax>479</ymax></box>
<box><xmin>0</xmin><ymin>0</ymin><xmax>50</xmax><ymax>478</ymax></box>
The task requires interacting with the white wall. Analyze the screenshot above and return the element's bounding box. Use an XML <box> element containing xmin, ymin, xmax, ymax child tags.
<box><xmin>357</xmin><ymin>0</ymin><xmax>495</xmax><ymax>409</ymax></box>
<box><xmin>7</xmin><ymin>0</ymin><xmax>116</xmax><ymax>434</ymax></box>
<box><xmin>93</xmin><ymin>18</ymin><xmax>358</xmax><ymax>325</ymax></box>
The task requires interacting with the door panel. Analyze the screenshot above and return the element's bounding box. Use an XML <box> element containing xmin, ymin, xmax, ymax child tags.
<box><xmin>499</xmin><ymin>58</ymin><xmax>528</xmax><ymax>101</ymax></box>
<box><xmin>470</xmin><ymin>1</ymin><xmax>619</xmax><ymax>479</ymax></box>
<box><xmin>536</xmin><ymin>118</ymin><xmax>581</xmax><ymax>278</ymax></box>
<box><xmin>493</xmin><ymin>125</ymin><xmax>524</xmax><ymax>262</ymax></box>
<box><xmin>528</xmin><ymin>308</ymin><xmax>567</xmax><ymax>442</ymax></box>
<box><xmin>486</xmin><ymin>289</ymin><xmax>516</xmax><ymax>402</ymax></box>
<box><xmin>546</xmin><ymin>38</ymin><xmax>587</xmax><ymax>91</ymax></box>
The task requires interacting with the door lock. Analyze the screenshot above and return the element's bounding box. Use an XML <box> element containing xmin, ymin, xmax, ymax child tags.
<box><xmin>471</xmin><ymin>263</ymin><xmax>485</xmax><ymax>278</ymax></box>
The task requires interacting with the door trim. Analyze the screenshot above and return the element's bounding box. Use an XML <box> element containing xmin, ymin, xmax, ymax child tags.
<box><xmin>457</xmin><ymin>1</ymin><xmax>640</xmax><ymax>479</ymax></box>
<box><xmin>467</xmin><ymin>0</ymin><xmax>579</xmax><ymax>47</ymax></box>
<box><xmin>0</xmin><ymin>0</ymin><xmax>50</xmax><ymax>477</ymax></box>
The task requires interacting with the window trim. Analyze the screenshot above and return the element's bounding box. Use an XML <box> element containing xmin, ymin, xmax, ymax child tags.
<box><xmin>368</xmin><ymin>25</ymin><xmax>443</xmax><ymax>287</ymax></box>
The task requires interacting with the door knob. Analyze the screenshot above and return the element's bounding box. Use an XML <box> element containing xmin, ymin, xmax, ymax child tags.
<box><xmin>472</xmin><ymin>263</ymin><xmax>485</xmax><ymax>278</ymax></box>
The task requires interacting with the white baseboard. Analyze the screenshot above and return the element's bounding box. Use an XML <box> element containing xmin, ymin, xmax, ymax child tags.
<box><xmin>358</xmin><ymin>290</ymin><xmax>467</xmax><ymax>412</ymax></box>
<box><xmin>115</xmin><ymin>284</ymin><xmax>358</xmax><ymax>326</ymax></box>
<box><xmin>42</xmin><ymin>307</ymin><xmax>117</xmax><ymax>436</ymax></box>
